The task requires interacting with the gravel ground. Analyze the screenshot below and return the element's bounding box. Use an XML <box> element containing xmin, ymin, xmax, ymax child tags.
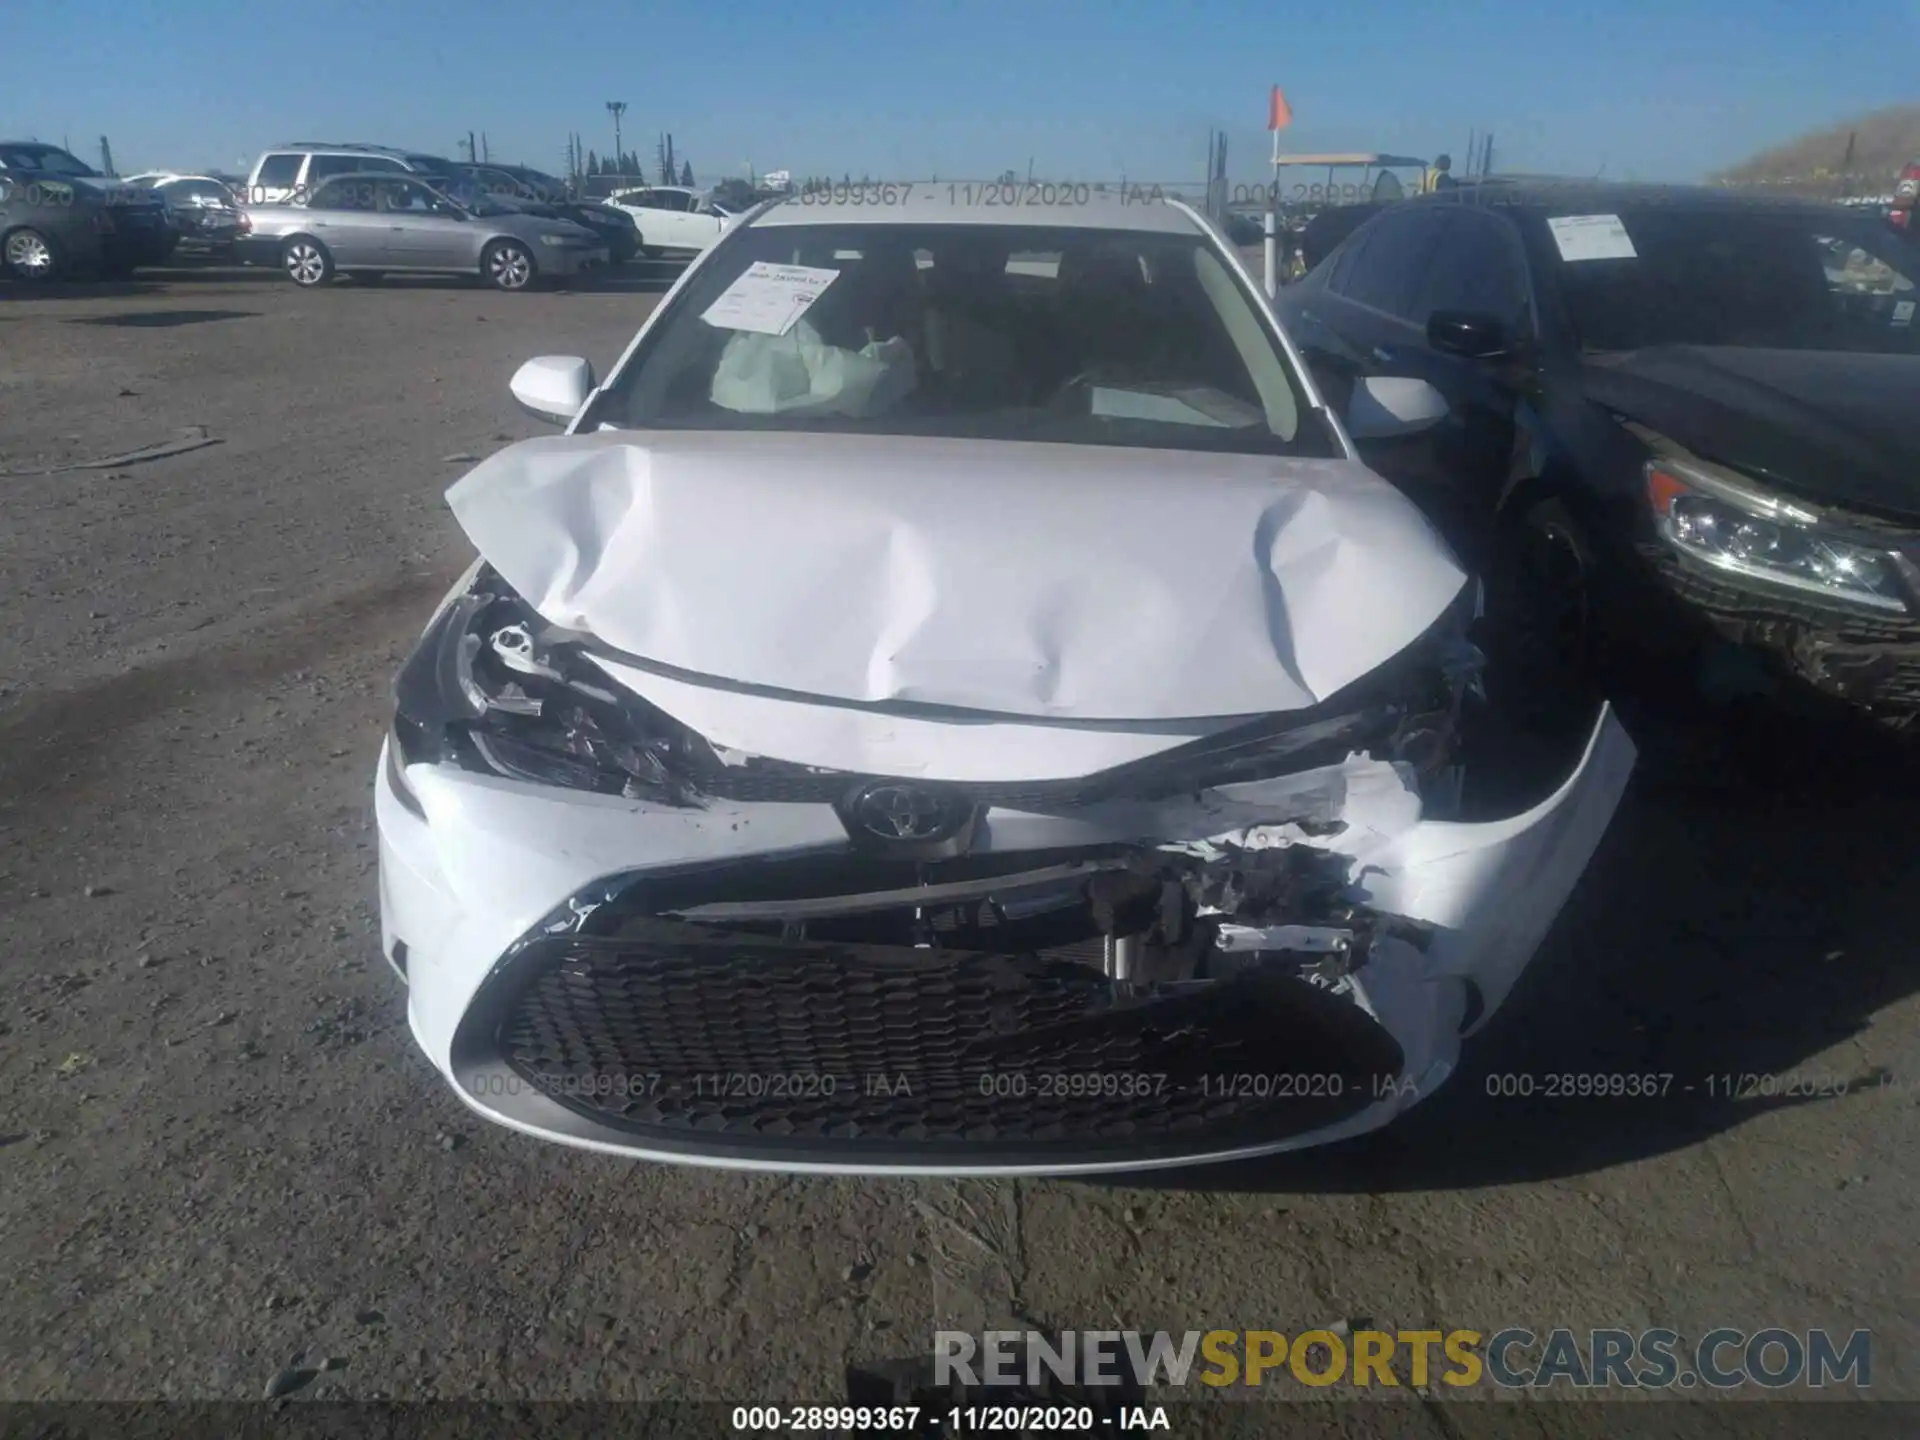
<box><xmin>1</xmin><ymin>263</ymin><xmax>1917</xmax><ymax>1420</ymax></box>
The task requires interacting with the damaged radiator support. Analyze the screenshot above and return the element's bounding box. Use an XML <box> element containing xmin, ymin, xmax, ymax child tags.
<box><xmin>656</xmin><ymin>840</ymin><xmax>1435</xmax><ymax>990</ymax></box>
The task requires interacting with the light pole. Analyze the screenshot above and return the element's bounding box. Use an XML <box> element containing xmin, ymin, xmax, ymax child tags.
<box><xmin>606</xmin><ymin>102</ymin><xmax>627</xmax><ymax>175</ymax></box>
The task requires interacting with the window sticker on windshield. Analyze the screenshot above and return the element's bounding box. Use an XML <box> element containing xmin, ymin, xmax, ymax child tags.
<box><xmin>1894</xmin><ymin>300</ymin><xmax>1915</xmax><ymax>328</ymax></box>
<box><xmin>701</xmin><ymin>262</ymin><xmax>840</xmax><ymax>336</ymax></box>
<box><xmin>1547</xmin><ymin>214</ymin><xmax>1638</xmax><ymax>263</ymax></box>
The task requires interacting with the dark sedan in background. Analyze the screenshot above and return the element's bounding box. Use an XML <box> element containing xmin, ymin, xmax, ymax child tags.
<box><xmin>126</xmin><ymin>172</ymin><xmax>247</xmax><ymax>257</ymax></box>
<box><xmin>1278</xmin><ymin>180</ymin><xmax>1920</xmax><ymax>741</ymax></box>
<box><xmin>0</xmin><ymin>141</ymin><xmax>178</xmax><ymax>279</ymax></box>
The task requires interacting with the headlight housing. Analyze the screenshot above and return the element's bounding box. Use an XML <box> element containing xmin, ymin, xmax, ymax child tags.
<box><xmin>539</xmin><ymin>232</ymin><xmax>587</xmax><ymax>247</ymax></box>
<box><xmin>390</xmin><ymin>569</ymin><xmax>704</xmax><ymax>806</ymax></box>
<box><xmin>1645</xmin><ymin>459</ymin><xmax>1913</xmax><ymax>615</ymax></box>
<box><xmin>390</xmin><ymin>568</ymin><xmax>1482</xmax><ymax>808</ymax></box>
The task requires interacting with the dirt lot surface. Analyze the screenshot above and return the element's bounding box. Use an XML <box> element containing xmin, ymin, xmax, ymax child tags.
<box><xmin>2</xmin><ymin>263</ymin><xmax>1917</xmax><ymax>1423</ymax></box>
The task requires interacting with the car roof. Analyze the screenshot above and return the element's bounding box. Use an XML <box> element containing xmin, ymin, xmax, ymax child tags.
<box><xmin>268</xmin><ymin>142</ymin><xmax>410</xmax><ymax>156</ymax></box>
<box><xmin>1412</xmin><ymin>177</ymin><xmax>1876</xmax><ymax>221</ymax></box>
<box><xmin>749</xmin><ymin>189</ymin><xmax>1207</xmax><ymax>235</ymax></box>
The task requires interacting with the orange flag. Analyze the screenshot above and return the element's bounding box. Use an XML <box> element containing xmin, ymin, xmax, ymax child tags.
<box><xmin>1268</xmin><ymin>86</ymin><xmax>1293</xmax><ymax>131</ymax></box>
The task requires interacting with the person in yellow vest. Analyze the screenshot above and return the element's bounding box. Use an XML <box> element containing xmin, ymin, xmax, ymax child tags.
<box><xmin>1423</xmin><ymin>154</ymin><xmax>1458</xmax><ymax>193</ymax></box>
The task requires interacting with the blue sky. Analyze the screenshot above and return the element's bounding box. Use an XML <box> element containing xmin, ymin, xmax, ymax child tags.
<box><xmin>7</xmin><ymin>0</ymin><xmax>1916</xmax><ymax>184</ymax></box>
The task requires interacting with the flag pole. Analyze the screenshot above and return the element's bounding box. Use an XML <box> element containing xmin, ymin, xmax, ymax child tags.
<box><xmin>1264</xmin><ymin>85</ymin><xmax>1285</xmax><ymax>298</ymax></box>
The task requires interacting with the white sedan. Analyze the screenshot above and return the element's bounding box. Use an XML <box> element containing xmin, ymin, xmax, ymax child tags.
<box><xmin>373</xmin><ymin>191</ymin><xmax>1634</xmax><ymax>1175</ymax></box>
<box><xmin>601</xmin><ymin>184</ymin><xmax>732</xmax><ymax>256</ymax></box>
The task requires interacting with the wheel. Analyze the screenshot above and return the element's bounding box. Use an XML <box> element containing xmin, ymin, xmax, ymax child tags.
<box><xmin>282</xmin><ymin>236</ymin><xmax>333</xmax><ymax>287</ymax></box>
<box><xmin>482</xmin><ymin>239</ymin><xmax>536</xmax><ymax>291</ymax></box>
<box><xmin>1481</xmin><ymin>495</ymin><xmax>1604</xmax><ymax>736</ymax></box>
<box><xmin>3</xmin><ymin>227</ymin><xmax>60</xmax><ymax>282</ymax></box>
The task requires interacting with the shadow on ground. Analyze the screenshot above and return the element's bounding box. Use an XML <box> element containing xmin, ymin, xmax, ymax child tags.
<box><xmin>1126</xmin><ymin>720</ymin><xmax>1920</xmax><ymax>1194</ymax></box>
<box><xmin>67</xmin><ymin>309</ymin><xmax>259</xmax><ymax>328</ymax></box>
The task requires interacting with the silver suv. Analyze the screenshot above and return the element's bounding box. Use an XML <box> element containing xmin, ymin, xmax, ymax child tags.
<box><xmin>244</xmin><ymin>143</ymin><xmax>446</xmax><ymax>205</ymax></box>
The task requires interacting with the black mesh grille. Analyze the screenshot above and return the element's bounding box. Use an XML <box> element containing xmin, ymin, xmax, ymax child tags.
<box><xmin>472</xmin><ymin>923</ymin><xmax>1400</xmax><ymax>1161</ymax></box>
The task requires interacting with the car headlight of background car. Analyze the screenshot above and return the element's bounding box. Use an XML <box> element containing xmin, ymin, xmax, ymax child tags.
<box><xmin>1645</xmin><ymin>459</ymin><xmax>1914</xmax><ymax>614</ymax></box>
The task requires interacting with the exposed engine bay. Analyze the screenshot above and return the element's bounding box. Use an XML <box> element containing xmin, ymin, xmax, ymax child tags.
<box><xmin>392</xmin><ymin>566</ymin><xmax>1481</xmax><ymax>822</ymax></box>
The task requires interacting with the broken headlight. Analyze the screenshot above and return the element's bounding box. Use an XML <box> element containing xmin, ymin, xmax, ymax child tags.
<box><xmin>1646</xmin><ymin>459</ymin><xmax>1913</xmax><ymax>615</ymax></box>
<box><xmin>389</xmin><ymin>570</ymin><xmax>704</xmax><ymax>805</ymax></box>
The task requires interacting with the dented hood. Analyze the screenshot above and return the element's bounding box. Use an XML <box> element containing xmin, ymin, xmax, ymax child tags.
<box><xmin>446</xmin><ymin>429</ymin><xmax>1466</xmax><ymax>722</ymax></box>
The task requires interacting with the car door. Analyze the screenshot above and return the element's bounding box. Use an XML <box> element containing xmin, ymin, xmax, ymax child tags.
<box><xmin>1382</xmin><ymin>208</ymin><xmax>1539</xmax><ymax>550</ymax></box>
<box><xmin>376</xmin><ymin>178</ymin><xmax>476</xmax><ymax>269</ymax></box>
<box><xmin>651</xmin><ymin>189</ymin><xmax>717</xmax><ymax>250</ymax></box>
<box><xmin>1295</xmin><ymin>208</ymin><xmax>1477</xmax><ymax>546</ymax></box>
<box><xmin>641</xmin><ymin>188</ymin><xmax>691</xmax><ymax>247</ymax></box>
<box><xmin>300</xmin><ymin>178</ymin><xmax>389</xmax><ymax>265</ymax></box>
<box><xmin>1283</xmin><ymin>207</ymin><xmax>1432</xmax><ymax>380</ymax></box>
<box><xmin>686</xmin><ymin>196</ymin><xmax>731</xmax><ymax>248</ymax></box>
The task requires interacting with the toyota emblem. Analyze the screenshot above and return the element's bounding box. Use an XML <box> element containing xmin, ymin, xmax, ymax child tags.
<box><xmin>850</xmin><ymin>783</ymin><xmax>967</xmax><ymax>842</ymax></box>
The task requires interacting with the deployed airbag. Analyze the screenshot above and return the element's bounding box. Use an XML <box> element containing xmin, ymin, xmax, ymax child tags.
<box><xmin>710</xmin><ymin>320</ymin><xmax>919</xmax><ymax>418</ymax></box>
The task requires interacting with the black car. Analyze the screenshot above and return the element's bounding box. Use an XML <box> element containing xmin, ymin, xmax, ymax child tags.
<box><xmin>445</xmin><ymin>163</ymin><xmax>639</xmax><ymax>265</ymax></box>
<box><xmin>127</xmin><ymin>174</ymin><xmax>246</xmax><ymax>256</ymax></box>
<box><xmin>1277</xmin><ymin>180</ymin><xmax>1920</xmax><ymax>738</ymax></box>
<box><xmin>0</xmin><ymin>142</ymin><xmax>178</xmax><ymax>279</ymax></box>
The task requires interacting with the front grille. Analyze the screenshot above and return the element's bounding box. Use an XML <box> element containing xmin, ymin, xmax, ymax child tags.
<box><xmin>466</xmin><ymin>922</ymin><xmax>1399</xmax><ymax>1163</ymax></box>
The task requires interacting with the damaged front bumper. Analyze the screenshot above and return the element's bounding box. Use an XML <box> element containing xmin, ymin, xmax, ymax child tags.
<box><xmin>1645</xmin><ymin>544</ymin><xmax>1920</xmax><ymax>732</ymax></box>
<box><xmin>375</xmin><ymin>695</ymin><xmax>1635</xmax><ymax>1175</ymax></box>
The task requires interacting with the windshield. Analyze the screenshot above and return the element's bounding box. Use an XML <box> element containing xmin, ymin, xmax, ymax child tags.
<box><xmin>593</xmin><ymin>222</ymin><xmax>1332</xmax><ymax>457</ymax></box>
<box><xmin>0</xmin><ymin>145</ymin><xmax>100</xmax><ymax>177</ymax></box>
<box><xmin>1543</xmin><ymin>205</ymin><xmax>1919</xmax><ymax>355</ymax></box>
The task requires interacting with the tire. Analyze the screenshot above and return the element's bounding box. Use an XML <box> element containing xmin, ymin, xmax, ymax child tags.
<box><xmin>482</xmin><ymin>239</ymin><xmax>537</xmax><ymax>291</ymax></box>
<box><xmin>1481</xmin><ymin>495</ymin><xmax>1605</xmax><ymax>737</ymax></box>
<box><xmin>283</xmin><ymin>236</ymin><xmax>334</xmax><ymax>287</ymax></box>
<box><xmin>3</xmin><ymin>227</ymin><xmax>61</xmax><ymax>282</ymax></box>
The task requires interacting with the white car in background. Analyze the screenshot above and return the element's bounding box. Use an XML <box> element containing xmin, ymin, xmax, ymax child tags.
<box><xmin>603</xmin><ymin>184</ymin><xmax>733</xmax><ymax>256</ymax></box>
<box><xmin>374</xmin><ymin>191</ymin><xmax>1634</xmax><ymax>1175</ymax></box>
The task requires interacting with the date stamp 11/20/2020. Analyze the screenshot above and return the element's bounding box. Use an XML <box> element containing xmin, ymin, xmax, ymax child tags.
<box><xmin>789</xmin><ymin>179</ymin><xmax>1389</xmax><ymax>210</ymax></box>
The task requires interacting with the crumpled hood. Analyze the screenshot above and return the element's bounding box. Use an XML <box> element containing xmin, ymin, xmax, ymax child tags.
<box><xmin>446</xmin><ymin>429</ymin><xmax>1466</xmax><ymax>722</ymax></box>
<box><xmin>1583</xmin><ymin>346</ymin><xmax>1920</xmax><ymax>522</ymax></box>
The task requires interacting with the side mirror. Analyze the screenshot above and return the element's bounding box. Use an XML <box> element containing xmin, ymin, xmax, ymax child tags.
<box><xmin>1346</xmin><ymin>375</ymin><xmax>1449</xmax><ymax>442</ymax></box>
<box><xmin>1427</xmin><ymin>310</ymin><xmax>1510</xmax><ymax>360</ymax></box>
<box><xmin>509</xmin><ymin>355</ymin><xmax>594</xmax><ymax>426</ymax></box>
